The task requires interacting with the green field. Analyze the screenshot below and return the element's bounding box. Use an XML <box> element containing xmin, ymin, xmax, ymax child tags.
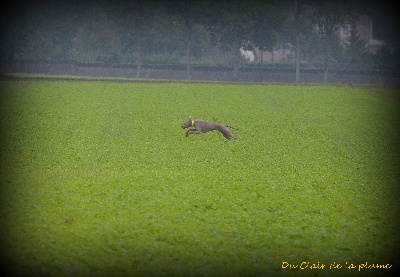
<box><xmin>0</xmin><ymin>80</ymin><xmax>399</xmax><ymax>276</ymax></box>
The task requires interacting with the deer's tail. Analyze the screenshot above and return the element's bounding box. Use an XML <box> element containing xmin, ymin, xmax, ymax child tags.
<box><xmin>225</xmin><ymin>125</ymin><xmax>239</xmax><ymax>130</ymax></box>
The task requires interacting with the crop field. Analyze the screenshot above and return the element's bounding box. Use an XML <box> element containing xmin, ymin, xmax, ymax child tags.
<box><xmin>0</xmin><ymin>79</ymin><xmax>399</xmax><ymax>276</ymax></box>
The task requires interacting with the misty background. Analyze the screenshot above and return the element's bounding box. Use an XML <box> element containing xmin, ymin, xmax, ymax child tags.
<box><xmin>1</xmin><ymin>0</ymin><xmax>399</xmax><ymax>83</ymax></box>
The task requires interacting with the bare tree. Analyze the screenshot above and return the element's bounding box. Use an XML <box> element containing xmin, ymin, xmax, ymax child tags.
<box><xmin>292</xmin><ymin>0</ymin><xmax>301</xmax><ymax>82</ymax></box>
<box><xmin>306</xmin><ymin>0</ymin><xmax>361</xmax><ymax>82</ymax></box>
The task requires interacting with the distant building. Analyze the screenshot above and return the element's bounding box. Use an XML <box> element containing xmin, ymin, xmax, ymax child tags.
<box><xmin>243</xmin><ymin>14</ymin><xmax>390</xmax><ymax>63</ymax></box>
<box><xmin>240</xmin><ymin>48</ymin><xmax>255</xmax><ymax>62</ymax></box>
<box><xmin>340</xmin><ymin>15</ymin><xmax>385</xmax><ymax>54</ymax></box>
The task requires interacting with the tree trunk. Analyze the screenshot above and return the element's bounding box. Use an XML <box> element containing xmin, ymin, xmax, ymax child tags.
<box><xmin>295</xmin><ymin>32</ymin><xmax>301</xmax><ymax>82</ymax></box>
<box><xmin>185</xmin><ymin>20</ymin><xmax>193</xmax><ymax>80</ymax></box>
<box><xmin>233</xmin><ymin>47</ymin><xmax>240</xmax><ymax>81</ymax></box>
<box><xmin>323</xmin><ymin>38</ymin><xmax>331</xmax><ymax>83</ymax></box>
<box><xmin>232</xmin><ymin>38</ymin><xmax>241</xmax><ymax>81</ymax></box>
<box><xmin>135</xmin><ymin>29</ymin><xmax>143</xmax><ymax>78</ymax></box>
<box><xmin>6</xmin><ymin>31</ymin><xmax>15</xmax><ymax>63</ymax></box>
<box><xmin>250</xmin><ymin>44</ymin><xmax>259</xmax><ymax>62</ymax></box>
<box><xmin>293</xmin><ymin>0</ymin><xmax>301</xmax><ymax>83</ymax></box>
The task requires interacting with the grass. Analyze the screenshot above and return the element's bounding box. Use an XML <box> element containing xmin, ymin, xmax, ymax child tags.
<box><xmin>0</xmin><ymin>80</ymin><xmax>399</xmax><ymax>276</ymax></box>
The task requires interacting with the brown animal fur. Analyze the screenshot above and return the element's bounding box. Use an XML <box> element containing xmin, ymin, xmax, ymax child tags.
<box><xmin>181</xmin><ymin>116</ymin><xmax>236</xmax><ymax>140</ymax></box>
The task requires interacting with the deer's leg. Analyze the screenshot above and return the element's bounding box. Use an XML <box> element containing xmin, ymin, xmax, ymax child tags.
<box><xmin>186</xmin><ymin>129</ymin><xmax>202</xmax><ymax>137</ymax></box>
<box><xmin>219</xmin><ymin>126</ymin><xmax>235</xmax><ymax>140</ymax></box>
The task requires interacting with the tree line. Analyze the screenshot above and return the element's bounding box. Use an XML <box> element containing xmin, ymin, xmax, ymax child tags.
<box><xmin>1</xmin><ymin>0</ymin><xmax>399</xmax><ymax>81</ymax></box>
